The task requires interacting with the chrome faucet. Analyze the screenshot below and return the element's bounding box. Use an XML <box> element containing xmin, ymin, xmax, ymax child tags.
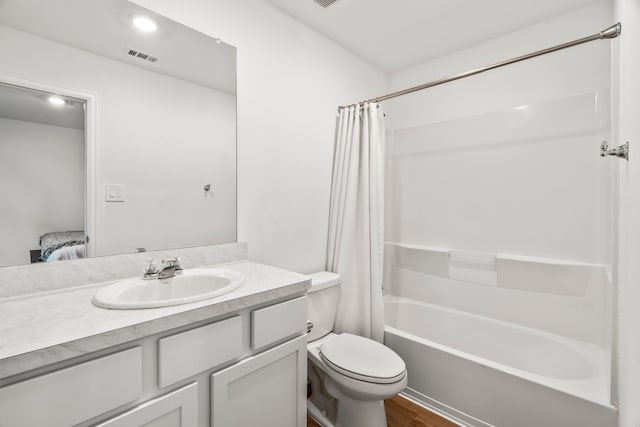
<box><xmin>142</xmin><ymin>256</ymin><xmax>183</xmax><ymax>280</ymax></box>
<box><xmin>158</xmin><ymin>256</ymin><xmax>183</xmax><ymax>279</ymax></box>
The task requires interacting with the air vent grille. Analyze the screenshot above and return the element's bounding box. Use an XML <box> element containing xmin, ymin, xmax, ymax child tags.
<box><xmin>126</xmin><ymin>47</ymin><xmax>158</xmax><ymax>63</ymax></box>
<box><xmin>313</xmin><ymin>0</ymin><xmax>338</xmax><ymax>7</ymax></box>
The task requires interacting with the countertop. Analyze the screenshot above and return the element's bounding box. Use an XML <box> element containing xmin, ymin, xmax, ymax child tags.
<box><xmin>0</xmin><ymin>260</ymin><xmax>310</xmax><ymax>380</ymax></box>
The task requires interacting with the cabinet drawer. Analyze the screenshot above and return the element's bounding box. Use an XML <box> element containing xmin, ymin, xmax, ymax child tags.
<box><xmin>158</xmin><ymin>316</ymin><xmax>242</xmax><ymax>388</ymax></box>
<box><xmin>0</xmin><ymin>347</ymin><xmax>142</xmax><ymax>426</ymax></box>
<box><xmin>251</xmin><ymin>296</ymin><xmax>307</xmax><ymax>350</ymax></box>
<box><xmin>95</xmin><ymin>382</ymin><xmax>198</xmax><ymax>427</ymax></box>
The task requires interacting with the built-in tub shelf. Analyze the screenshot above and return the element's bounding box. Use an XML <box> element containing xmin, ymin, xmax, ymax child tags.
<box><xmin>386</xmin><ymin>242</ymin><xmax>602</xmax><ymax>296</ymax></box>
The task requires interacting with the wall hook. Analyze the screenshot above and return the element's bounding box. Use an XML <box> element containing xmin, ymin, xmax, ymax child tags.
<box><xmin>204</xmin><ymin>184</ymin><xmax>214</xmax><ymax>198</ymax></box>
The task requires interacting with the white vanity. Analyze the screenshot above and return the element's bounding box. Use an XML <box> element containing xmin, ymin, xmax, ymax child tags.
<box><xmin>0</xmin><ymin>260</ymin><xmax>310</xmax><ymax>427</ymax></box>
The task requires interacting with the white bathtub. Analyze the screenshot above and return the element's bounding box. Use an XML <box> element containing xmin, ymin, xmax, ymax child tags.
<box><xmin>384</xmin><ymin>296</ymin><xmax>617</xmax><ymax>427</ymax></box>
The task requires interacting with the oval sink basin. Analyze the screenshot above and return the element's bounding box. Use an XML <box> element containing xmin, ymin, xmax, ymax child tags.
<box><xmin>93</xmin><ymin>268</ymin><xmax>244</xmax><ymax>309</ymax></box>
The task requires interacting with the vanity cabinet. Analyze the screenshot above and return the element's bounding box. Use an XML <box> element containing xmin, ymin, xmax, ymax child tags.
<box><xmin>211</xmin><ymin>335</ymin><xmax>307</xmax><ymax>427</ymax></box>
<box><xmin>0</xmin><ymin>347</ymin><xmax>142</xmax><ymax>426</ymax></box>
<box><xmin>251</xmin><ymin>296</ymin><xmax>307</xmax><ymax>351</ymax></box>
<box><xmin>0</xmin><ymin>295</ymin><xmax>307</xmax><ymax>427</ymax></box>
<box><xmin>95</xmin><ymin>383</ymin><xmax>198</xmax><ymax>427</ymax></box>
<box><xmin>158</xmin><ymin>316</ymin><xmax>243</xmax><ymax>388</ymax></box>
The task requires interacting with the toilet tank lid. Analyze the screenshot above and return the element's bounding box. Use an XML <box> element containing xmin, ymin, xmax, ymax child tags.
<box><xmin>307</xmin><ymin>271</ymin><xmax>340</xmax><ymax>292</ymax></box>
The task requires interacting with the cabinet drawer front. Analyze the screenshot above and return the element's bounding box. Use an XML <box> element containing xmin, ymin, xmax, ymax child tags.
<box><xmin>158</xmin><ymin>316</ymin><xmax>242</xmax><ymax>388</ymax></box>
<box><xmin>95</xmin><ymin>382</ymin><xmax>198</xmax><ymax>427</ymax></box>
<box><xmin>251</xmin><ymin>296</ymin><xmax>307</xmax><ymax>350</ymax></box>
<box><xmin>0</xmin><ymin>347</ymin><xmax>142</xmax><ymax>426</ymax></box>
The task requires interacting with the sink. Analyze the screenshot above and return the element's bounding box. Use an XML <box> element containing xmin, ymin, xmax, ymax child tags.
<box><xmin>93</xmin><ymin>268</ymin><xmax>244</xmax><ymax>309</ymax></box>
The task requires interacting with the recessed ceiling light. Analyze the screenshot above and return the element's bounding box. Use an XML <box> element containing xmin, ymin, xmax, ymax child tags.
<box><xmin>131</xmin><ymin>13</ymin><xmax>158</xmax><ymax>33</ymax></box>
<box><xmin>48</xmin><ymin>96</ymin><xmax>65</xmax><ymax>106</ymax></box>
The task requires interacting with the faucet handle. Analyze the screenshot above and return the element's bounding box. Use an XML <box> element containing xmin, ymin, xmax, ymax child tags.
<box><xmin>174</xmin><ymin>256</ymin><xmax>183</xmax><ymax>271</ymax></box>
<box><xmin>142</xmin><ymin>258</ymin><xmax>158</xmax><ymax>280</ymax></box>
<box><xmin>162</xmin><ymin>256</ymin><xmax>183</xmax><ymax>271</ymax></box>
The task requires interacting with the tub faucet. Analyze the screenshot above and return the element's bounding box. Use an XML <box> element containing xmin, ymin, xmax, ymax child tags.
<box><xmin>157</xmin><ymin>256</ymin><xmax>183</xmax><ymax>279</ymax></box>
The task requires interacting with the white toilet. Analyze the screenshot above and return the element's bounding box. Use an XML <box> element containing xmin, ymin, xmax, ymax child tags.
<box><xmin>306</xmin><ymin>272</ymin><xmax>407</xmax><ymax>427</ymax></box>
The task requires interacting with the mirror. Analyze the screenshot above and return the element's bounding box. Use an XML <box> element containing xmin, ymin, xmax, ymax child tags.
<box><xmin>0</xmin><ymin>0</ymin><xmax>237</xmax><ymax>267</ymax></box>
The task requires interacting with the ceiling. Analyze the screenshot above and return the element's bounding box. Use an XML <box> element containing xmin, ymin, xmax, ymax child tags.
<box><xmin>266</xmin><ymin>0</ymin><xmax>603</xmax><ymax>74</ymax></box>
<box><xmin>0</xmin><ymin>0</ymin><xmax>236</xmax><ymax>94</ymax></box>
<box><xmin>0</xmin><ymin>84</ymin><xmax>85</xmax><ymax>129</ymax></box>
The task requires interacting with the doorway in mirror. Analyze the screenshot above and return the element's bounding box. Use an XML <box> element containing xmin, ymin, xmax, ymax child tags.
<box><xmin>0</xmin><ymin>79</ymin><xmax>95</xmax><ymax>267</ymax></box>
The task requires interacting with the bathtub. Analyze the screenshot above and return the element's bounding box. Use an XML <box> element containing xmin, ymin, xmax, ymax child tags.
<box><xmin>384</xmin><ymin>296</ymin><xmax>617</xmax><ymax>427</ymax></box>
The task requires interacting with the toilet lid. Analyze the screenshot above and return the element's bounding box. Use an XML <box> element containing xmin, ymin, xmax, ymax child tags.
<box><xmin>319</xmin><ymin>333</ymin><xmax>406</xmax><ymax>384</ymax></box>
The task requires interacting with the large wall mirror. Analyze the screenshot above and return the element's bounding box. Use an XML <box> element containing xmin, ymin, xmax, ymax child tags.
<box><xmin>0</xmin><ymin>0</ymin><xmax>237</xmax><ymax>268</ymax></box>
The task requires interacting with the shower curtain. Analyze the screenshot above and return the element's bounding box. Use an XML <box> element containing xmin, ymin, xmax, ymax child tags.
<box><xmin>326</xmin><ymin>102</ymin><xmax>385</xmax><ymax>342</ymax></box>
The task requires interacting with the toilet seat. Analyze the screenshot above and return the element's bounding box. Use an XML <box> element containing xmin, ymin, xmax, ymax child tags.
<box><xmin>319</xmin><ymin>333</ymin><xmax>406</xmax><ymax>384</ymax></box>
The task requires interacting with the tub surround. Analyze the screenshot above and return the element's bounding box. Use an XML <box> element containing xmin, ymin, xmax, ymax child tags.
<box><xmin>0</xmin><ymin>242</ymin><xmax>247</xmax><ymax>299</ymax></box>
<box><xmin>0</xmin><ymin>259</ymin><xmax>310</xmax><ymax>381</ymax></box>
<box><xmin>384</xmin><ymin>242</ymin><xmax>612</xmax><ymax>347</ymax></box>
<box><xmin>386</xmin><ymin>242</ymin><xmax>598</xmax><ymax>296</ymax></box>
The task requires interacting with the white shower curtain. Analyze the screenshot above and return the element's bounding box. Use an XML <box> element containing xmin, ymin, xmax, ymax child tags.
<box><xmin>326</xmin><ymin>102</ymin><xmax>385</xmax><ymax>342</ymax></box>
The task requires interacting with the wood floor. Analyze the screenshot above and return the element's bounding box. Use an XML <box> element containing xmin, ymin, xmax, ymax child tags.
<box><xmin>307</xmin><ymin>395</ymin><xmax>459</xmax><ymax>427</ymax></box>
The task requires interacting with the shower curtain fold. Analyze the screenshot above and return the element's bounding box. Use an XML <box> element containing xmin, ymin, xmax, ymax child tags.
<box><xmin>326</xmin><ymin>103</ymin><xmax>385</xmax><ymax>342</ymax></box>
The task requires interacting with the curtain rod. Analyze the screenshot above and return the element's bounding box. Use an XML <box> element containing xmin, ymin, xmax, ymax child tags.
<box><xmin>338</xmin><ymin>23</ymin><xmax>621</xmax><ymax>109</ymax></box>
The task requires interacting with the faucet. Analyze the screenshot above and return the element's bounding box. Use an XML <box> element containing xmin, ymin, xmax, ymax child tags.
<box><xmin>158</xmin><ymin>256</ymin><xmax>183</xmax><ymax>279</ymax></box>
<box><xmin>142</xmin><ymin>256</ymin><xmax>183</xmax><ymax>280</ymax></box>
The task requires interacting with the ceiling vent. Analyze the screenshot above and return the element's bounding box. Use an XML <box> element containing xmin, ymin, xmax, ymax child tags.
<box><xmin>125</xmin><ymin>47</ymin><xmax>158</xmax><ymax>63</ymax></box>
<box><xmin>313</xmin><ymin>0</ymin><xmax>338</xmax><ymax>7</ymax></box>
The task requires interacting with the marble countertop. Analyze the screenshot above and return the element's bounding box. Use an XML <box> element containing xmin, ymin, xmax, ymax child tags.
<box><xmin>0</xmin><ymin>260</ymin><xmax>310</xmax><ymax>380</ymax></box>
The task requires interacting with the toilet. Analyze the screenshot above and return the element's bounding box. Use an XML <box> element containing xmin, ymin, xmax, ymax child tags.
<box><xmin>306</xmin><ymin>272</ymin><xmax>407</xmax><ymax>427</ymax></box>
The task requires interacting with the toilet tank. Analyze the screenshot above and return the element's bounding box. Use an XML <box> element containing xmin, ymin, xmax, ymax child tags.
<box><xmin>306</xmin><ymin>271</ymin><xmax>341</xmax><ymax>342</ymax></box>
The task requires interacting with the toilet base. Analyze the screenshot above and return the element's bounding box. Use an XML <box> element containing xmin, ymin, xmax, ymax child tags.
<box><xmin>307</xmin><ymin>398</ymin><xmax>335</xmax><ymax>427</ymax></box>
<box><xmin>308</xmin><ymin>392</ymin><xmax>387</xmax><ymax>427</ymax></box>
<box><xmin>325</xmin><ymin>378</ymin><xmax>387</xmax><ymax>427</ymax></box>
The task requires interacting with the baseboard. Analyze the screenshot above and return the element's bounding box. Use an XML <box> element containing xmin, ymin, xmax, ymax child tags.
<box><xmin>400</xmin><ymin>388</ymin><xmax>495</xmax><ymax>427</ymax></box>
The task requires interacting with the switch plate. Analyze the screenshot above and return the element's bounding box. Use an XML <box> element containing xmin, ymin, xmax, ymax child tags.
<box><xmin>105</xmin><ymin>184</ymin><xmax>125</xmax><ymax>202</ymax></box>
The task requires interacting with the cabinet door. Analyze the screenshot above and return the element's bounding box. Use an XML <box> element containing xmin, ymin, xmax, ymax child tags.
<box><xmin>95</xmin><ymin>382</ymin><xmax>198</xmax><ymax>427</ymax></box>
<box><xmin>211</xmin><ymin>335</ymin><xmax>307</xmax><ymax>427</ymax></box>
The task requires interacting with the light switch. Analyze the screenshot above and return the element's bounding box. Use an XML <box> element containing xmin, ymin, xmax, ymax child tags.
<box><xmin>105</xmin><ymin>184</ymin><xmax>125</xmax><ymax>202</ymax></box>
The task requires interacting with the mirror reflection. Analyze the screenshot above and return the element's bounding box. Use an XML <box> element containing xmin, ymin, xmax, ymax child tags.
<box><xmin>0</xmin><ymin>0</ymin><xmax>237</xmax><ymax>268</ymax></box>
<box><xmin>0</xmin><ymin>84</ymin><xmax>86</xmax><ymax>266</ymax></box>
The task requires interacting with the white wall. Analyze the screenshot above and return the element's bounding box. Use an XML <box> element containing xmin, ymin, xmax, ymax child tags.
<box><xmin>384</xmin><ymin>1</ymin><xmax>613</xmax><ymax>265</ymax></box>
<box><xmin>132</xmin><ymin>0</ymin><xmax>388</xmax><ymax>273</ymax></box>
<box><xmin>386</xmin><ymin>1</ymin><xmax>613</xmax><ymax>129</ymax></box>
<box><xmin>0</xmin><ymin>117</ymin><xmax>84</xmax><ymax>266</ymax></box>
<box><xmin>0</xmin><ymin>25</ymin><xmax>237</xmax><ymax>257</ymax></box>
<box><xmin>613</xmin><ymin>0</ymin><xmax>640</xmax><ymax>424</ymax></box>
<box><xmin>385</xmin><ymin>91</ymin><xmax>611</xmax><ymax>263</ymax></box>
